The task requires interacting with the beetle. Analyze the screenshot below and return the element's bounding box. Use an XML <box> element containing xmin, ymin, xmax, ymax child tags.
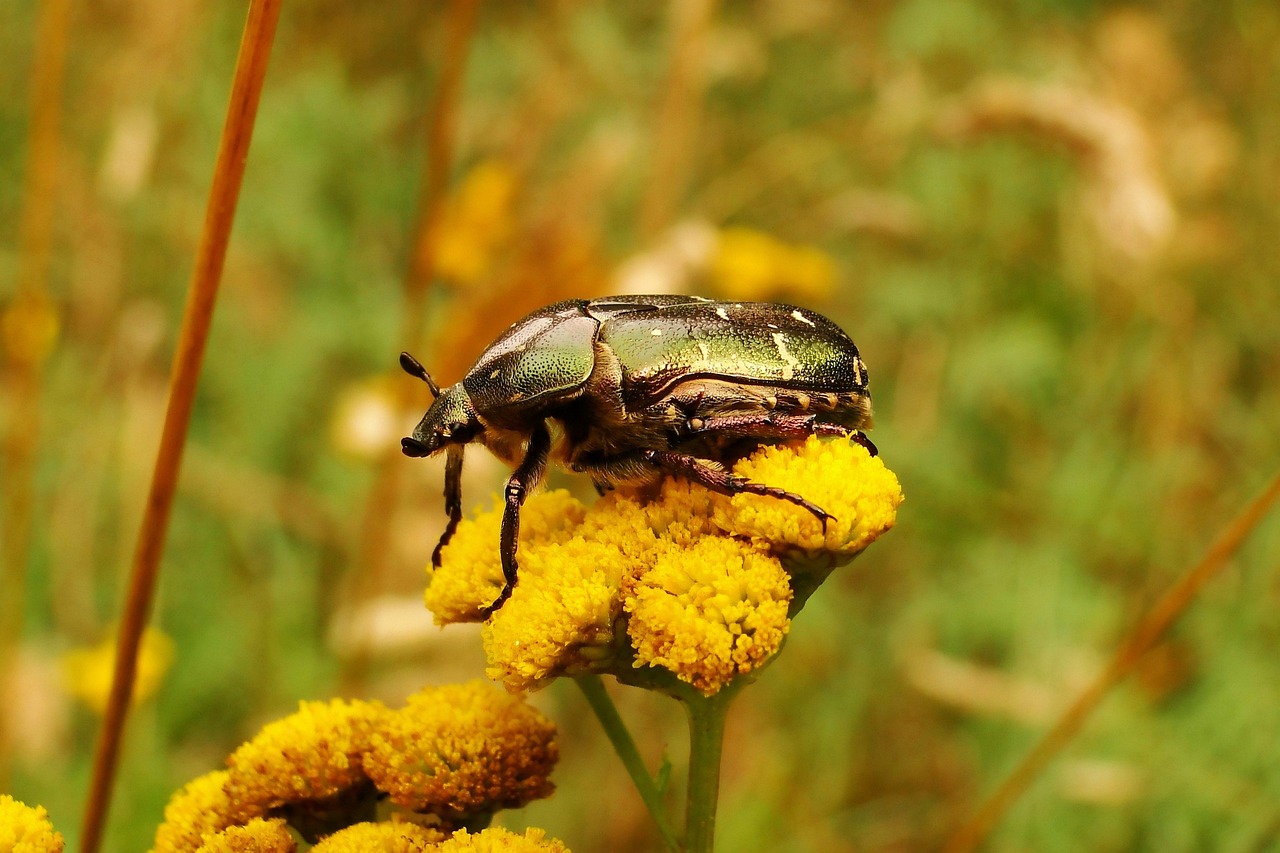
<box><xmin>400</xmin><ymin>295</ymin><xmax>875</xmax><ymax>615</ymax></box>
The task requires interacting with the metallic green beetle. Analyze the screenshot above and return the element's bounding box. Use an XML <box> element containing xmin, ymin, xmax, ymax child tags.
<box><xmin>401</xmin><ymin>295</ymin><xmax>875</xmax><ymax>615</ymax></box>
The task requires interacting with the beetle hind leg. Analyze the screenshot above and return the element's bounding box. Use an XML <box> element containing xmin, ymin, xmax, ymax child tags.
<box><xmin>641</xmin><ymin>449</ymin><xmax>835</xmax><ymax>530</ymax></box>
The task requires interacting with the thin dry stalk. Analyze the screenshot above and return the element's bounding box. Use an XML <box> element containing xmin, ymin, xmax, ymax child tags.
<box><xmin>945</xmin><ymin>469</ymin><xmax>1280</xmax><ymax>853</ymax></box>
<box><xmin>78</xmin><ymin>2</ymin><xmax>283</xmax><ymax>851</ymax></box>
<box><xmin>0</xmin><ymin>0</ymin><xmax>71</xmax><ymax>791</ymax></box>
<box><xmin>639</xmin><ymin>0</ymin><xmax>720</xmax><ymax>240</ymax></box>
<box><xmin>339</xmin><ymin>0</ymin><xmax>481</xmax><ymax>691</ymax></box>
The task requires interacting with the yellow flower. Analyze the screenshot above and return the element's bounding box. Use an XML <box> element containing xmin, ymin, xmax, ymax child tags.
<box><xmin>0</xmin><ymin>795</ymin><xmax>64</xmax><ymax>853</ymax></box>
<box><xmin>433</xmin><ymin>436</ymin><xmax>900</xmax><ymax>695</ymax></box>
<box><xmin>309</xmin><ymin>821</ymin><xmax>445</xmax><ymax>852</ymax></box>
<box><xmin>193</xmin><ymin>819</ymin><xmax>295</xmax><ymax>853</ymax></box>
<box><xmin>152</xmin><ymin>770</ymin><xmax>249</xmax><ymax>853</ymax></box>
<box><xmin>711</xmin><ymin>227</ymin><xmax>836</xmax><ymax>302</ymax></box>
<box><xmin>713</xmin><ymin>435</ymin><xmax>902</xmax><ymax>558</ymax></box>
<box><xmin>435</xmin><ymin>827</ymin><xmax>571</xmax><ymax>852</ymax></box>
<box><xmin>223</xmin><ymin>698</ymin><xmax>388</xmax><ymax>814</ymax></box>
<box><xmin>1</xmin><ymin>292</ymin><xmax>59</xmax><ymax>367</ymax></box>
<box><xmin>432</xmin><ymin>162</ymin><xmax>518</xmax><ymax>284</ymax></box>
<box><xmin>61</xmin><ymin>627</ymin><xmax>174</xmax><ymax>715</ymax></box>
<box><xmin>362</xmin><ymin>681</ymin><xmax>557</xmax><ymax>818</ymax></box>
<box><xmin>625</xmin><ymin>537</ymin><xmax>791</xmax><ymax>695</ymax></box>
<box><xmin>426</xmin><ymin>490</ymin><xmax>587</xmax><ymax>624</ymax></box>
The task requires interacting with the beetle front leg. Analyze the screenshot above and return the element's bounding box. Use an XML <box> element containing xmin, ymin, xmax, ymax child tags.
<box><xmin>641</xmin><ymin>449</ymin><xmax>835</xmax><ymax>530</ymax></box>
<box><xmin>482</xmin><ymin>422</ymin><xmax>552</xmax><ymax>617</ymax></box>
<box><xmin>431</xmin><ymin>446</ymin><xmax>465</xmax><ymax>569</ymax></box>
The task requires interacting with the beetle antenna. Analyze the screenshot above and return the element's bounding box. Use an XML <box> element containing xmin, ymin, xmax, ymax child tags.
<box><xmin>400</xmin><ymin>351</ymin><xmax>441</xmax><ymax>398</ymax></box>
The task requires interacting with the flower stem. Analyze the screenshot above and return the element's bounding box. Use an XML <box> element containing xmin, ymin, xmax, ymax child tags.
<box><xmin>575</xmin><ymin>676</ymin><xmax>681</xmax><ymax>853</ymax></box>
<box><xmin>682</xmin><ymin>684</ymin><xmax>738</xmax><ymax>853</ymax></box>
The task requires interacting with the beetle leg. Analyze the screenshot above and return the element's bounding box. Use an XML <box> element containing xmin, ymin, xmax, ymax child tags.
<box><xmin>688</xmin><ymin>412</ymin><xmax>878</xmax><ymax>457</ymax></box>
<box><xmin>431</xmin><ymin>446</ymin><xmax>465</xmax><ymax>569</ymax></box>
<box><xmin>641</xmin><ymin>449</ymin><xmax>834</xmax><ymax>530</ymax></box>
<box><xmin>482</xmin><ymin>422</ymin><xmax>553</xmax><ymax>617</ymax></box>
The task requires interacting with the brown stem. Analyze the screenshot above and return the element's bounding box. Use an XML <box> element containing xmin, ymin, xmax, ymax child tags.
<box><xmin>944</xmin><ymin>468</ymin><xmax>1280</xmax><ymax>853</ymax></box>
<box><xmin>0</xmin><ymin>0</ymin><xmax>71</xmax><ymax>792</ymax></box>
<box><xmin>77</xmin><ymin>3</ymin><xmax>283</xmax><ymax>851</ymax></box>
<box><xmin>339</xmin><ymin>0</ymin><xmax>481</xmax><ymax>692</ymax></box>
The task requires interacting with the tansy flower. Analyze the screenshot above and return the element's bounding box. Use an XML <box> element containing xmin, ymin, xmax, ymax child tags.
<box><xmin>193</xmin><ymin>819</ymin><xmax>295</xmax><ymax>853</ymax></box>
<box><xmin>625</xmin><ymin>537</ymin><xmax>792</xmax><ymax>695</ymax></box>
<box><xmin>426</xmin><ymin>490</ymin><xmax>587</xmax><ymax>624</ymax></box>
<box><xmin>362</xmin><ymin>681</ymin><xmax>558</xmax><ymax>819</ymax></box>
<box><xmin>308</xmin><ymin>821</ymin><xmax>445</xmax><ymax>852</ymax></box>
<box><xmin>223</xmin><ymin>698</ymin><xmax>388</xmax><ymax>816</ymax></box>
<box><xmin>431</xmin><ymin>435</ymin><xmax>902</xmax><ymax>696</ymax></box>
<box><xmin>61</xmin><ymin>627</ymin><xmax>174</xmax><ymax>715</ymax></box>
<box><xmin>711</xmin><ymin>227</ymin><xmax>836</xmax><ymax>302</ymax></box>
<box><xmin>435</xmin><ymin>827</ymin><xmax>571</xmax><ymax>852</ymax></box>
<box><xmin>152</xmin><ymin>770</ymin><xmax>250</xmax><ymax>853</ymax></box>
<box><xmin>0</xmin><ymin>795</ymin><xmax>64</xmax><ymax>853</ymax></box>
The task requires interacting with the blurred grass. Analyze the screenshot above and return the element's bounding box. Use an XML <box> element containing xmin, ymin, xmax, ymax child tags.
<box><xmin>3</xmin><ymin>1</ymin><xmax>1280</xmax><ymax>851</ymax></box>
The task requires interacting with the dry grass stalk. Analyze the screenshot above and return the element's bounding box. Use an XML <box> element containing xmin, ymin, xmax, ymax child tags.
<box><xmin>340</xmin><ymin>0</ymin><xmax>482</xmax><ymax>692</ymax></box>
<box><xmin>0</xmin><ymin>0</ymin><xmax>72</xmax><ymax>791</ymax></box>
<box><xmin>945</xmin><ymin>468</ymin><xmax>1280</xmax><ymax>853</ymax></box>
<box><xmin>78</xmin><ymin>2</ymin><xmax>283</xmax><ymax>851</ymax></box>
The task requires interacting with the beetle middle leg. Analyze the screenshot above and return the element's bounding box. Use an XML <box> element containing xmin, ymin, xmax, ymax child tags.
<box><xmin>687</xmin><ymin>412</ymin><xmax>878</xmax><ymax>457</ymax></box>
<box><xmin>481</xmin><ymin>421</ymin><xmax>552</xmax><ymax>617</ymax></box>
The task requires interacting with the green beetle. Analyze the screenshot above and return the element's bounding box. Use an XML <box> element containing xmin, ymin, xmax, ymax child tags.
<box><xmin>401</xmin><ymin>295</ymin><xmax>874</xmax><ymax>615</ymax></box>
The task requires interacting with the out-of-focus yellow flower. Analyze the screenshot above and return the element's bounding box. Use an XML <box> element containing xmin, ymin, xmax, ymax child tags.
<box><xmin>435</xmin><ymin>827</ymin><xmax>571</xmax><ymax>852</ymax></box>
<box><xmin>152</xmin><ymin>770</ymin><xmax>250</xmax><ymax>853</ymax></box>
<box><xmin>0</xmin><ymin>795</ymin><xmax>64</xmax><ymax>852</ymax></box>
<box><xmin>309</xmin><ymin>821</ymin><xmax>445</xmax><ymax>852</ymax></box>
<box><xmin>1</xmin><ymin>293</ymin><xmax>59</xmax><ymax>367</ymax></box>
<box><xmin>193</xmin><ymin>818</ymin><xmax>295</xmax><ymax>853</ymax></box>
<box><xmin>329</xmin><ymin>376</ymin><xmax>402</xmax><ymax>461</ymax></box>
<box><xmin>426</xmin><ymin>490</ymin><xmax>587</xmax><ymax>624</ymax></box>
<box><xmin>362</xmin><ymin>681</ymin><xmax>557</xmax><ymax>819</ymax></box>
<box><xmin>61</xmin><ymin>627</ymin><xmax>174</xmax><ymax>715</ymax></box>
<box><xmin>431</xmin><ymin>435</ymin><xmax>901</xmax><ymax>696</ymax></box>
<box><xmin>432</xmin><ymin>162</ymin><xmax>519</xmax><ymax>285</ymax></box>
<box><xmin>711</xmin><ymin>227</ymin><xmax>836</xmax><ymax>302</ymax></box>
<box><xmin>223</xmin><ymin>698</ymin><xmax>388</xmax><ymax>815</ymax></box>
<box><xmin>625</xmin><ymin>537</ymin><xmax>791</xmax><ymax>695</ymax></box>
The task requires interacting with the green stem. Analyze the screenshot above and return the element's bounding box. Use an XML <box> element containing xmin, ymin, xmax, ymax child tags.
<box><xmin>682</xmin><ymin>684</ymin><xmax>739</xmax><ymax>853</ymax></box>
<box><xmin>575</xmin><ymin>675</ymin><xmax>681</xmax><ymax>852</ymax></box>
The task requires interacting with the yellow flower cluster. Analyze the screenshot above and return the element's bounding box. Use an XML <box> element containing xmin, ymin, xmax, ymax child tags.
<box><xmin>711</xmin><ymin>227</ymin><xmax>836</xmax><ymax>302</ymax></box>
<box><xmin>0</xmin><ymin>795</ymin><xmax>64</xmax><ymax>853</ymax></box>
<box><xmin>436</xmin><ymin>827</ymin><xmax>570</xmax><ymax>852</ymax></box>
<box><xmin>363</xmin><ymin>682</ymin><xmax>558</xmax><ymax>818</ymax></box>
<box><xmin>427</xmin><ymin>436</ymin><xmax>902</xmax><ymax>695</ymax></box>
<box><xmin>151</xmin><ymin>682</ymin><xmax>560</xmax><ymax>853</ymax></box>
<box><xmin>61</xmin><ymin>627</ymin><xmax>175</xmax><ymax>715</ymax></box>
<box><xmin>309</xmin><ymin>821</ymin><xmax>445</xmax><ymax>852</ymax></box>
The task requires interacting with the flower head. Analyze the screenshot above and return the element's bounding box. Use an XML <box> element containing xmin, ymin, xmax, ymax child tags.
<box><xmin>152</xmin><ymin>770</ymin><xmax>249</xmax><ymax>853</ymax></box>
<box><xmin>193</xmin><ymin>819</ymin><xmax>295</xmax><ymax>853</ymax></box>
<box><xmin>433</xmin><ymin>162</ymin><xmax>518</xmax><ymax>284</ymax></box>
<box><xmin>435</xmin><ymin>827</ymin><xmax>571</xmax><ymax>852</ymax></box>
<box><xmin>431</xmin><ymin>436</ymin><xmax>901</xmax><ymax>696</ymax></box>
<box><xmin>61</xmin><ymin>627</ymin><xmax>174</xmax><ymax>715</ymax></box>
<box><xmin>309</xmin><ymin>821</ymin><xmax>445</xmax><ymax>852</ymax></box>
<box><xmin>0</xmin><ymin>795</ymin><xmax>64</xmax><ymax>853</ymax></box>
<box><xmin>223</xmin><ymin>698</ymin><xmax>388</xmax><ymax>815</ymax></box>
<box><xmin>362</xmin><ymin>681</ymin><xmax>558</xmax><ymax>819</ymax></box>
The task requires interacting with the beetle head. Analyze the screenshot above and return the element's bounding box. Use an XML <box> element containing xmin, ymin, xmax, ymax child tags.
<box><xmin>400</xmin><ymin>352</ymin><xmax>482</xmax><ymax>458</ymax></box>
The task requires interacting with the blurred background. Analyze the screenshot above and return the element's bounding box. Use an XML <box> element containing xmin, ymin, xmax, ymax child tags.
<box><xmin>3</xmin><ymin>0</ymin><xmax>1280</xmax><ymax>850</ymax></box>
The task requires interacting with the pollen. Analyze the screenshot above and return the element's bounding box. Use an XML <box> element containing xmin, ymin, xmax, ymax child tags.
<box><xmin>0</xmin><ymin>795</ymin><xmax>64</xmax><ymax>853</ymax></box>
<box><xmin>434</xmin><ymin>827</ymin><xmax>572</xmax><ymax>852</ymax></box>
<box><xmin>193</xmin><ymin>818</ymin><xmax>296</xmax><ymax>853</ymax></box>
<box><xmin>309</xmin><ymin>821</ymin><xmax>446</xmax><ymax>852</ymax></box>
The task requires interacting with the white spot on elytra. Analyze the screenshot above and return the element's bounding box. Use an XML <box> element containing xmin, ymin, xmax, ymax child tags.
<box><xmin>772</xmin><ymin>332</ymin><xmax>798</xmax><ymax>381</ymax></box>
<box><xmin>488</xmin><ymin>369</ymin><xmax>500</xmax><ymax>379</ymax></box>
<box><xmin>715</xmin><ymin>307</ymin><xmax>730</xmax><ymax>321</ymax></box>
<box><xmin>697</xmin><ymin>342</ymin><xmax>710</xmax><ymax>361</ymax></box>
<box><xmin>767</xmin><ymin>322</ymin><xmax>779</xmax><ymax>329</ymax></box>
<box><xmin>792</xmin><ymin>309</ymin><xmax>815</xmax><ymax>327</ymax></box>
<box><xmin>651</xmin><ymin>328</ymin><xmax>663</xmax><ymax>336</ymax></box>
